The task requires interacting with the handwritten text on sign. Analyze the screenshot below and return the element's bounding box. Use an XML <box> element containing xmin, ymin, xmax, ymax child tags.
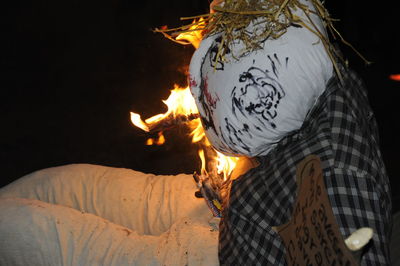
<box><xmin>277</xmin><ymin>155</ymin><xmax>357</xmax><ymax>265</ymax></box>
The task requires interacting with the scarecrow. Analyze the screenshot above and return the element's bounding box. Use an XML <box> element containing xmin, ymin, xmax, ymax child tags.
<box><xmin>0</xmin><ymin>0</ymin><xmax>393</xmax><ymax>265</ymax></box>
<box><xmin>185</xmin><ymin>0</ymin><xmax>392</xmax><ymax>264</ymax></box>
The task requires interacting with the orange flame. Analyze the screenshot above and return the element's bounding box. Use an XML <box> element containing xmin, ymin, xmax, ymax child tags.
<box><xmin>216</xmin><ymin>151</ymin><xmax>240</xmax><ymax>180</ymax></box>
<box><xmin>130</xmin><ymin>112</ymin><xmax>150</xmax><ymax>132</ymax></box>
<box><xmin>130</xmin><ymin>19</ymin><xmax>240</xmax><ymax>180</ymax></box>
<box><xmin>198</xmin><ymin>149</ymin><xmax>207</xmax><ymax>176</ymax></box>
<box><xmin>130</xmin><ymin>86</ymin><xmax>196</xmax><ymax>125</ymax></box>
<box><xmin>175</xmin><ymin>18</ymin><xmax>205</xmax><ymax>49</ymax></box>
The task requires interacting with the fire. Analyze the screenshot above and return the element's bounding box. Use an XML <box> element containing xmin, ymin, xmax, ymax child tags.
<box><xmin>198</xmin><ymin>149</ymin><xmax>207</xmax><ymax>175</ymax></box>
<box><xmin>130</xmin><ymin>85</ymin><xmax>203</xmax><ymax>143</ymax></box>
<box><xmin>175</xmin><ymin>18</ymin><xmax>205</xmax><ymax>49</ymax></box>
<box><xmin>130</xmin><ymin>84</ymin><xmax>240</xmax><ymax>180</ymax></box>
<box><xmin>130</xmin><ymin>113</ymin><xmax>150</xmax><ymax>132</ymax></box>
<box><xmin>216</xmin><ymin>150</ymin><xmax>240</xmax><ymax>180</ymax></box>
<box><xmin>130</xmin><ymin>18</ymin><xmax>240</xmax><ymax>180</ymax></box>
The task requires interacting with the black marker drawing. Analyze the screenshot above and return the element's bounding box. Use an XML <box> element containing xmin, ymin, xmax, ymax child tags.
<box><xmin>197</xmin><ymin>72</ymin><xmax>218</xmax><ymax>135</ymax></box>
<box><xmin>219</xmin><ymin>119</ymin><xmax>252</xmax><ymax>154</ymax></box>
<box><xmin>208</xmin><ymin>36</ymin><xmax>231</xmax><ymax>71</ymax></box>
<box><xmin>231</xmin><ymin>54</ymin><xmax>288</xmax><ymax>130</ymax></box>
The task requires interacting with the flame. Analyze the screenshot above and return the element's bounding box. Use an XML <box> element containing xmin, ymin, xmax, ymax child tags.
<box><xmin>130</xmin><ymin>18</ymin><xmax>240</xmax><ymax>180</ymax></box>
<box><xmin>175</xmin><ymin>18</ymin><xmax>205</xmax><ymax>49</ymax></box>
<box><xmin>130</xmin><ymin>85</ymin><xmax>201</xmax><ymax>132</ymax></box>
<box><xmin>130</xmin><ymin>112</ymin><xmax>150</xmax><ymax>132</ymax></box>
<box><xmin>162</xmin><ymin>85</ymin><xmax>199</xmax><ymax>116</ymax></box>
<box><xmin>198</xmin><ymin>149</ymin><xmax>207</xmax><ymax>176</ymax></box>
<box><xmin>216</xmin><ymin>151</ymin><xmax>240</xmax><ymax>180</ymax></box>
<box><xmin>130</xmin><ymin>85</ymin><xmax>206</xmax><ymax>144</ymax></box>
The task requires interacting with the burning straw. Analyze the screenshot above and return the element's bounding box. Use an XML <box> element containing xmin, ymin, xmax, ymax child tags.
<box><xmin>154</xmin><ymin>0</ymin><xmax>371</xmax><ymax>82</ymax></box>
<box><xmin>132</xmin><ymin>113</ymin><xmax>200</xmax><ymax>133</ymax></box>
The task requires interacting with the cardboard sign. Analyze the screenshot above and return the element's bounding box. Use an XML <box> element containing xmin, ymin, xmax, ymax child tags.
<box><xmin>277</xmin><ymin>155</ymin><xmax>358</xmax><ymax>265</ymax></box>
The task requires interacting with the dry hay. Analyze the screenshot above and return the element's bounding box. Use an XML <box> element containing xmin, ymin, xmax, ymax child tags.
<box><xmin>155</xmin><ymin>0</ymin><xmax>371</xmax><ymax>82</ymax></box>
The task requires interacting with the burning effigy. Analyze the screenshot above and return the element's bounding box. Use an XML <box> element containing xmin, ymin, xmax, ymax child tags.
<box><xmin>148</xmin><ymin>0</ymin><xmax>392</xmax><ymax>264</ymax></box>
<box><xmin>0</xmin><ymin>0</ymin><xmax>393</xmax><ymax>265</ymax></box>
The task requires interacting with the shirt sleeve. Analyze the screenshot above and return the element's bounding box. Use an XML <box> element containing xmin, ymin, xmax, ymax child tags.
<box><xmin>325</xmin><ymin>167</ymin><xmax>392</xmax><ymax>265</ymax></box>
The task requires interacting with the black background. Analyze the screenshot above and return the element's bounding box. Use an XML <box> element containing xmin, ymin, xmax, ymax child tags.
<box><xmin>2</xmin><ymin>0</ymin><xmax>399</xmax><ymax>212</ymax></box>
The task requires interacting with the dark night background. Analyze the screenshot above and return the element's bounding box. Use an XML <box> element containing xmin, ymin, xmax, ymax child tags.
<box><xmin>1</xmin><ymin>1</ymin><xmax>399</xmax><ymax>213</ymax></box>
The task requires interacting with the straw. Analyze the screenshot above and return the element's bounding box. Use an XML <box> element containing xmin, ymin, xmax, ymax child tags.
<box><xmin>154</xmin><ymin>0</ymin><xmax>371</xmax><ymax>82</ymax></box>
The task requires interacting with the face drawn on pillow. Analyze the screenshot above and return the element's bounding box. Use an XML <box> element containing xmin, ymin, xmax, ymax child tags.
<box><xmin>230</xmin><ymin>56</ymin><xmax>287</xmax><ymax>130</ymax></box>
<box><xmin>190</xmin><ymin>13</ymin><xmax>333</xmax><ymax>156</ymax></box>
<box><xmin>217</xmin><ymin>54</ymin><xmax>289</xmax><ymax>155</ymax></box>
<box><xmin>196</xmin><ymin>50</ymin><xmax>290</xmax><ymax>156</ymax></box>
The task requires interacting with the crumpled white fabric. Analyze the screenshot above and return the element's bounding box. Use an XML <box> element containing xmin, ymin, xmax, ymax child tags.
<box><xmin>189</xmin><ymin>0</ymin><xmax>334</xmax><ymax>157</ymax></box>
<box><xmin>0</xmin><ymin>164</ymin><xmax>219</xmax><ymax>266</ymax></box>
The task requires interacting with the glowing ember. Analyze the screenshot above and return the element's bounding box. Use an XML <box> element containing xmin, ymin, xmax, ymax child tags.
<box><xmin>146</xmin><ymin>132</ymin><xmax>166</xmax><ymax>146</ymax></box>
<box><xmin>390</xmin><ymin>74</ymin><xmax>400</xmax><ymax>81</ymax></box>
<box><xmin>130</xmin><ymin>19</ymin><xmax>240</xmax><ymax>181</ymax></box>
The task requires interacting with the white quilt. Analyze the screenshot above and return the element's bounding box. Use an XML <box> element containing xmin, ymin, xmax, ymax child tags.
<box><xmin>0</xmin><ymin>164</ymin><xmax>219</xmax><ymax>266</ymax></box>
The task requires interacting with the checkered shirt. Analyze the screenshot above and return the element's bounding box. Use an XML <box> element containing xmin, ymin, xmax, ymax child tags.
<box><xmin>219</xmin><ymin>69</ymin><xmax>392</xmax><ymax>265</ymax></box>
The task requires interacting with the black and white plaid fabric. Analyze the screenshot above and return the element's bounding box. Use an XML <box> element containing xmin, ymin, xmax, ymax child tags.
<box><xmin>219</xmin><ymin>69</ymin><xmax>392</xmax><ymax>265</ymax></box>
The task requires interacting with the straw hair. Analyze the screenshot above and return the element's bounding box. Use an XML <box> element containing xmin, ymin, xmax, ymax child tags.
<box><xmin>155</xmin><ymin>0</ymin><xmax>370</xmax><ymax>82</ymax></box>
